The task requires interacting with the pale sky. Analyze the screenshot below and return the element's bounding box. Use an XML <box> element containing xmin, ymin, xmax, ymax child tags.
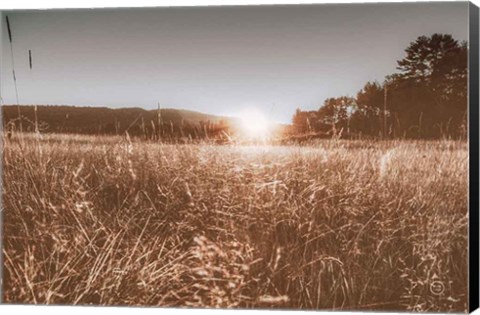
<box><xmin>0</xmin><ymin>2</ymin><xmax>469</xmax><ymax>123</ymax></box>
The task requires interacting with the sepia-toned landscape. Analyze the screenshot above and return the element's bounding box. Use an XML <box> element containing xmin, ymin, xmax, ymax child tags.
<box><xmin>2</xmin><ymin>134</ymin><xmax>468</xmax><ymax>311</ymax></box>
<box><xmin>0</xmin><ymin>2</ymin><xmax>472</xmax><ymax>312</ymax></box>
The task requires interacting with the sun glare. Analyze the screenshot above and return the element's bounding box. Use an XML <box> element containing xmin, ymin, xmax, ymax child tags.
<box><xmin>238</xmin><ymin>108</ymin><xmax>271</xmax><ymax>138</ymax></box>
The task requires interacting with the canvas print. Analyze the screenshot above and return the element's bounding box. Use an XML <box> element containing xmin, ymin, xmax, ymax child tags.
<box><xmin>0</xmin><ymin>1</ymin><xmax>478</xmax><ymax>312</ymax></box>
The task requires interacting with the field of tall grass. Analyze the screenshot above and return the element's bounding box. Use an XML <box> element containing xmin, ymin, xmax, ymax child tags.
<box><xmin>1</xmin><ymin>133</ymin><xmax>469</xmax><ymax>312</ymax></box>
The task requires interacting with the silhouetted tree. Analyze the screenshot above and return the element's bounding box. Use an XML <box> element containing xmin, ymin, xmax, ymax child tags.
<box><xmin>350</xmin><ymin>82</ymin><xmax>384</xmax><ymax>137</ymax></box>
<box><xmin>291</xmin><ymin>33</ymin><xmax>468</xmax><ymax>140</ymax></box>
<box><xmin>292</xmin><ymin>108</ymin><xmax>315</xmax><ymax>133</ymax></box>
<box><xmin>390</xmin><ymin>34</ymin><xmax>467</xmax><ymax>138</ymax></box>
<box><xmin>318</xmin><ymin>97</ymin><xmax>355</xmax><ymax>136</ymax></box>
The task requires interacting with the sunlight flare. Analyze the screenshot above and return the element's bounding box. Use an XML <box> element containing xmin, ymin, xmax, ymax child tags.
<box><xmin>237</xmin><ymin>108</ymin><xmax>271</xmax><ymax>139</ymax></box>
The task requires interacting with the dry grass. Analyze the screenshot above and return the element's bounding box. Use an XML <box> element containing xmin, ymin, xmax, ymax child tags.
<box><xmin>2</xmin><ymin>133</ymin><xmax>468</xmax><ymax>312</ymax></box>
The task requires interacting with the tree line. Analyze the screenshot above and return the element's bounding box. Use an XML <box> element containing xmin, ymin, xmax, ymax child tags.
<box><xmin>291</xmin><ymin>34</ymin><xmax>468</xmax><ymax>139</ymax></box>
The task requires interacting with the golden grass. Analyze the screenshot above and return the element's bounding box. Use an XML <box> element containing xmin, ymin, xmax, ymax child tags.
<box><xmin>2</xmin><ymin>133</ymin><xmax>468</xmax><ymax>312</ymax></box>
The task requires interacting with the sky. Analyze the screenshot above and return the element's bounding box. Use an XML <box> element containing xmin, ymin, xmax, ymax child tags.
<box><xmin>0</xmin><ymin>2</ymin><xmax>469</xmax><ymax>123</ymax></box>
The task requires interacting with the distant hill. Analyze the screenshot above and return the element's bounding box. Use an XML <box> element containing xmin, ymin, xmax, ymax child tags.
<box><xmin>2</xmin><ymin>105</ymin><xmax>233</xmax><ymax>139</ymax></box>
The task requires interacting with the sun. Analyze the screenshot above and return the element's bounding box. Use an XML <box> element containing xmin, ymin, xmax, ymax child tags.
<box><xmin>238</xmin><ymin>108</ymin><xmax>271</xmax><ymax>138</ymax></box>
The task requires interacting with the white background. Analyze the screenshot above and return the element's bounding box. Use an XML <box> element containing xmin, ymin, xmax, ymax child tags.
<box><xmin>0</xmin><ymin>0</ymin><xmax>479</xmax><ymax>314</ymax></box>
